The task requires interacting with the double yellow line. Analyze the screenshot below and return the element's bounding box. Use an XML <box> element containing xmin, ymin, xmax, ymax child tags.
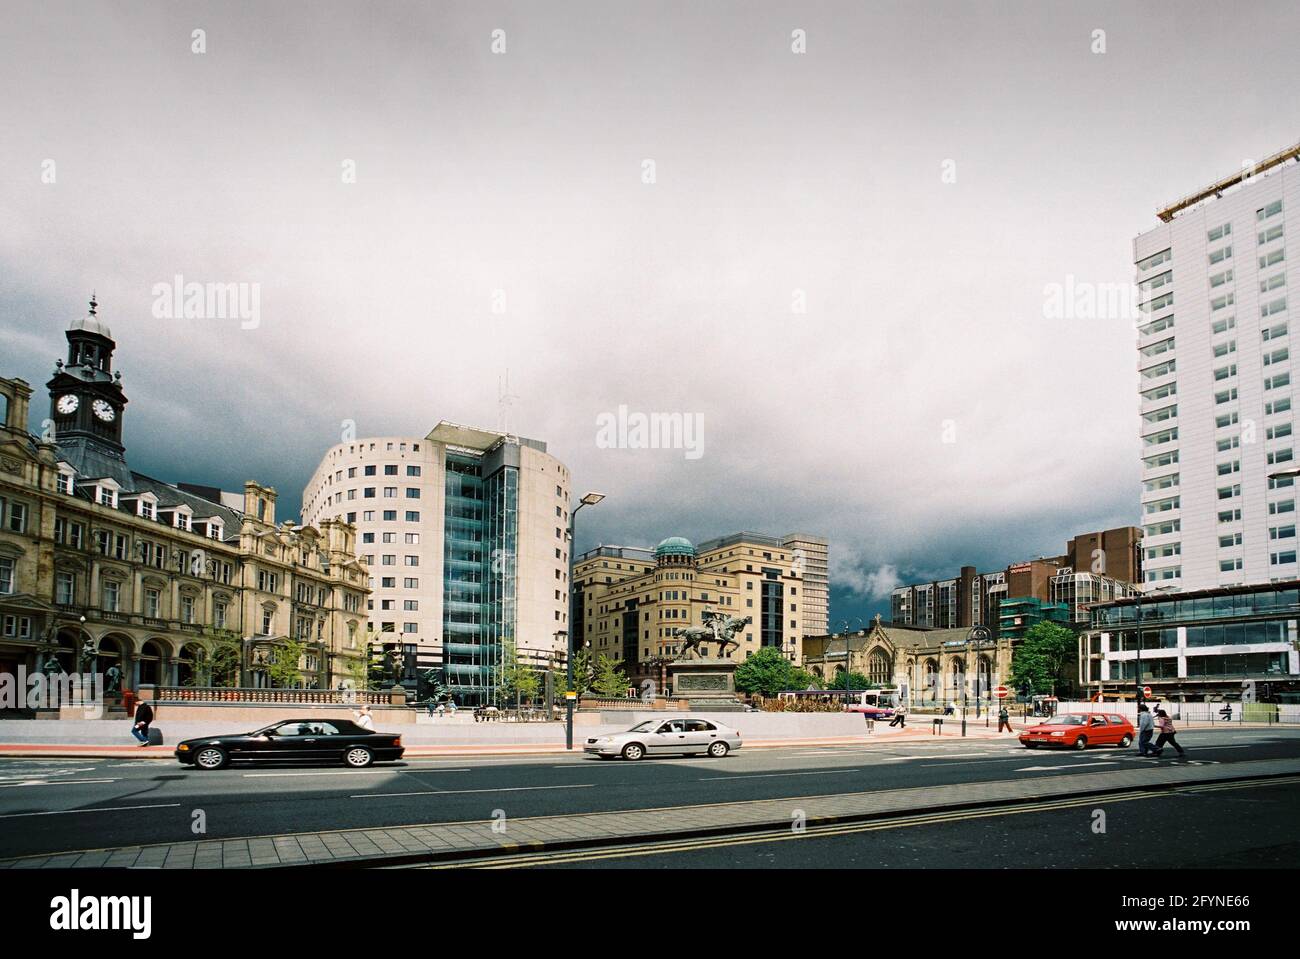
<box><xmin>422</xmin><ymin>775</ymin><xmax>1300</xmax><ymax>868</ymax></box>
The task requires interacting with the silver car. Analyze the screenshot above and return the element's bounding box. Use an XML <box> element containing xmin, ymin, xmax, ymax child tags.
<box><xmin>583</xmin><ymin>717</ymin><xmax>743</xmax><ymax>760</ymax></box>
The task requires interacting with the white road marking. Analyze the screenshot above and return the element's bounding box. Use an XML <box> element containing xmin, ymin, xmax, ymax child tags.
<box><xmin>0</xmin><ymin>802</ymin><xmax>181</xmax><ymax>820</ymax></box>
<box><xmin>0</xmin><ymin>778</ymin><xmax>117</xmax><ymax>788</ymax></box>
<box><xmin>698</xmin><ymin>769</ymin><xmax>860</xmax><ymax>782</ymax></box>
<box><xmin>1016</xmin><ymin>762</ymin><xmax>1119</xmax><ymax>772</ymax></box>
<box><xmin>243</xmin><ymin>768</ymin><xmax>469</xmax><ymax>778</ymax></box>
<box><xmin>355</xmin><ymin>783</ymin><xmax>596</xmax><ymax>799</ymax></box>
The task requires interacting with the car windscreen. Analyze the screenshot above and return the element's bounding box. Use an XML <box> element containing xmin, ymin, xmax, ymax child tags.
<box><xmin>628</xmin><ymin>721</ymin><xmax>656</xmax><ymax>732</ymax></box>
<box><xmin>1050</xmin><ymin>714</ymin><xmax>1087</xmax><ymax>726</ymax></box>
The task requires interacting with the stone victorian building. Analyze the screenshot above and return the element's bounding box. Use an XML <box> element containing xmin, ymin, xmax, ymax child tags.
<box><xmin>802</xmin><ymin>615</ymin><xmax>1015</xmax><ymax>706</ymax></box>
<box><xmin>0</xmin><ymin>301</ymin><xmax>370</xmax><ymax>701</ymax></box>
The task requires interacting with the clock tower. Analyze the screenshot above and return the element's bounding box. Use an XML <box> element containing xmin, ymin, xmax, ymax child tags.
<box><xmin>46</xmin><ymin>295</ymin><xmax>130</xmax><ymax>467</ymax></box>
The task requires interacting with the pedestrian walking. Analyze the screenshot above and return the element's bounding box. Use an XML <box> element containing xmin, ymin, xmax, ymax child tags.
<box><xmin>997</xmin><ymin>703</ymin><xmax>1014</xmax><ymax>733</ymax></box>
<box><xmin>426</xmin><ymin>699</ymin><xmax>436</xmax><ymax>718</ymax></box>
<box><xmin>353</xmin><ymin>704</ymin><xmax>375</xmax><ymax>731</ymax></box>
<box><xmin>436</xmin><ymin>702</ymin><xmax>445</xmax><ymax>718</ymax></box>
<box><xmin>1150</xmin><ymin>708</ymin><xmax>1186</xmax><ymax>758</ymax></box>
<box><xmin>888</xmin><ymin>704</ymin><xmax>907</xmax><ymax>728</ymax></box>
<box><xmin>1218</xmin><ymin>702</ymin><xmax>1232</xmax><ymax>721</ymax></box>
<box><xmin>130</xmin><ymin>698</ymin><xmax>154</xmax><ymax>746</ymax></box>
<box><xmin>1136</xmin><ymin>703</ymin><xmax>1155</xmax><ymax>756</ymax></box>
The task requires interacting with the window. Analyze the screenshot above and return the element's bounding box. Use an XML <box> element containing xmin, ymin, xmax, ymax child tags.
<box><xmin>1263</xmin><ymin>322</ymin><xmax>1288</xmax><ymax>342</ymax></box>
<box><xmin>1208</xmin><ymin>222</ymin><xmax>1232</xmax><ymax>242</ymax></box>
<box><xmin>384</xmin><ymin>464</ymin><xmax>398</xmax><ymax>475</ymax></box>
<box><xmin>1212</xmin><ymin>339</ymin><xmax>1236</xmax><ymax>357</ymax></box>
<box><xmin>405</xmin><ymin>511</ymin><xmax>420</xmax><ymax>522</ymax></box>
<box><xmin>214</xmin><ymin>601</ymin><xmax>226</xmax><ymax>629</ymax></box>
<box><xmin>1218</xmin><ymin>509</ymin><xmax>1241</xmax><ymax>524</ymax></box>
<box><xmin>102</xmin><ymin>579</ymin><xmax>120</xmax><ymax>612</ymax></box>
<box><xmin>1260</xmin><ymin>248</ymin><xmax>1285</xmax><ymax>270</ymax></box>
<box><xmin>1262</xmin><ymin>297</ymin><xmax>1288</xmax><ymax>318</ymax></box>
<box><xmin>1259</xmin><ymin>224</ymin><xmax>1284</xmax><ymax>246</ymax></box>
<box><xmin>1219</xmin><ymin>533</ymin><xmax>1242</xmax><ymax>548</ymax></box>
<box><xmin>1209</xmin><ymin>269</ymin><xmax>1233</xmax><ymax>288</ymax></box>
<box><xmin>1210</xmin><ymin>293</ymin><xmax>1234</xmax><ymax>312</ymax></box>
<box><xmin>406</xmin><ymin>465</ymin><xmax>421</xmax><ymax>476</ymax></box>
<box><xmin>1257</xmin><ymin>199</ymin><xmax>1283</xmax><ymax>221</ymax></box>
<box><xmin>1267</xmin><ymin>398</ymin><xmax>1291</xmax><ymax>415</ymax></box>
<box><xmin>1208</xmin><ymin>245</ymin><xmax>1232</xmax><ymax>265</ymax></box>
<box><xmin>1213</xmin><ymin>364</ymin><xmax>1237</xmax><ymax>381</ymax></box>
<box><xmin>1137</xmin><ymin>248</ymin><xmax>1171</xmax><ymax>271</ymax></box>
<box><xmin>144</xmin><ymin>587</ymin><xmax>160</xmax><ymax>617</ymax></box>
<box><xmin>6</xmin><ymin>502</ymin><xmax>27</xmax><ymax>533</ymax></box>
<box><xmin>1261</xmin><ymin>273</ymin><xmax>1286</xmax><ymax>294</ymax></box>
<box><xmin>56</xmin><ymin>571</ymin><xmax>75</xmax><ymax>604</ymax></box>
<box><xmin>1266</xmin><ymin>372</ymin><xmax>1291</xmax><ymax>391</ymax></box>
<box><xmin>0</xmin><ymin>558</ymin><xmax>13</xmax><ymax>594</ymax></box>
<box><xmin>1211</xmin><ymin>316</ymin><xmax>1235</xmax><ymax>335</ymax></box>
<box><xmin>383</xmin><ymin>487</ymin><xmax>397</xmax><ymax>498</ymax></box>
<box><xmin>1220</xmin><ymin>558</ymin><xmax>1243</xmax><ymax>572</ymax></box>
<box><xmin>405</xmin><ymin>488</ymin><xmax>420</xmax><ymax>499</ymax></box>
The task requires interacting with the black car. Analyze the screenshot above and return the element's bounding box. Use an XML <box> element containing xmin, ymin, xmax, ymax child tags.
<box><xmin>175</xmin><ymin>718</ymin><xmax>404</xmax><ymax>770</ymax></box>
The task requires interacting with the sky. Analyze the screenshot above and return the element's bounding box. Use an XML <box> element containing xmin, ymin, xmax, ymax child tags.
<box><xmin>3</xmin><ymin>0</ymin><xmax>1299</xmax><ymax>626</ymax></box>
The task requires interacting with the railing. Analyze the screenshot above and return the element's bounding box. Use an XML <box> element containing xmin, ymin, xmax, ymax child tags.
<box><xmin>576</xmin><ymin>697</ymin><xmax>638</xmax><ymax>710</ymax></box>
<box><xmin>152</xmin><ymin>685</ymin><xmax>396</xmax><ymax>705</ymax></box>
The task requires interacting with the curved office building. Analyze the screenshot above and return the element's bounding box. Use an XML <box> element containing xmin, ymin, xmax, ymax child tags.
<box><xmin>303</xmin><ymin>423</ymin><xmax>571</xmax><ymax>704</ymax></box>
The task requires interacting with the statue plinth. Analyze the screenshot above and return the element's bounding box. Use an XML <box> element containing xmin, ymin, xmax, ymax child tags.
<box><xmin>666</xmin><ymin>657</ymin><xmax>745</xmax><ymax>712</ymax></box>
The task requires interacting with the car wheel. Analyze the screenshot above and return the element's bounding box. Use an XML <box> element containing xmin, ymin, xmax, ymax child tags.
<box><xmin>1119</xmin><ymin>734</ymin><xmax>1133</xmax><ymax>747</ymax></box>
<box><xmin>194</xmin><ymin>746</ymin><xmax>227</xmax><ymax>770</ymax></box>
<box><xmin>1073</xmin><ymin>736</ymin><xmax>1088</xmax><ymax>750</ymax></box>
<box><xmin>621</xmin><ymin>742</ymin><xmax>645</xmax><ymax>761</ymax></box>
<box><xmin>344</xmin><ymin>746</ymin><xmax>374</xmax><ymax>768</ymax></box>
<box><xmin>707</xmin><ymin>740</ymin><xmax>729</xmax><ymax>758</ymax></box>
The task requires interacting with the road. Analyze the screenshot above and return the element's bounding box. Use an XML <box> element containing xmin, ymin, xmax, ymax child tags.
<box><xmin>1</xmin><ymin>726</ymin><xmax>1297</xmax><ymax>864</ymax></box>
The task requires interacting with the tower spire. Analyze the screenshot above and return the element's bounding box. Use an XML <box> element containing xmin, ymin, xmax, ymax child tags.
<box><xmin>88</xmin><ymin>292</ymin><xmax>97</xmax><ymax>316</ymax></box>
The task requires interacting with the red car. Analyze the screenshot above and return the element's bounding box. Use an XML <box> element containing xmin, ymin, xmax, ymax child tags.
<box><xmin>1019</xmin><ymin>712</ymin><xmax>1135</xmax><ymax>750</ymax></box>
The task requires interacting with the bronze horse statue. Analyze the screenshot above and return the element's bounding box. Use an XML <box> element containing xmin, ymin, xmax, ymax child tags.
<box><xmin>672</xmin><ymin>613</ymin><xmax>753</xmax><ymax>661</ymax></box>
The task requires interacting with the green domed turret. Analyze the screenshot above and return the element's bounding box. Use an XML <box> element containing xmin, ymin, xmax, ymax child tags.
<box><xmin>654</xmin><ymin>536</ymin><xmax>696</xmax><ymax>558</ymax></box>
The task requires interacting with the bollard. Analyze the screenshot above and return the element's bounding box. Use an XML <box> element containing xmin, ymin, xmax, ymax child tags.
<box><xmin>932</xmin><ymin>717</ymin><xmax>943</xmax><ymax>736</ymax></box>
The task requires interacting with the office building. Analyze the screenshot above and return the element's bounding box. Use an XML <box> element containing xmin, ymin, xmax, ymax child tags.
<box><xmin>889</xmin><ymin>526</ymin><xmax>1141</xmax><ymax>635</ymax></box>
<box><xmin>1135</xmin><ymin>141</ymin><xmax>1300</xmax><ymax>590</ymax></box>
<box><xmin>1079</xmin><ymin>580</ymin><xmax>1300</xmax><ymax>700</ymax></box>
<box><xmin>303</xmin><ymin>424</ymin><xmax>571</xmax><ymax>704</ymax></box>
<box><xmin>574</xmin><ymin>532</ymin><xmax>813</xmax><ymax>690</ymax></box>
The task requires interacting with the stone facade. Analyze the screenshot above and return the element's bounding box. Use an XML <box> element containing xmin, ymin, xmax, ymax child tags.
<box><xmin>802</xmin><ymin>617</ymin><xmax>1016</xmax><ymax>707</ymax></box>
<box><xmin>0</xmin><ymin>305</ymin><xmax>370</xmax><ymax>703</ymax></box>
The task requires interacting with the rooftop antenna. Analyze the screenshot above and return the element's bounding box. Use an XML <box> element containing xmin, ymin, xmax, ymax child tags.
<box><xmin>497</xmin><ymin>370</ymin><xmax>519</xmax><ymax>438</ymax></box>
<box><xmin>89</xmin><ymin>292</ymin><xmax>97</xmax><ymax>316</ymax></box>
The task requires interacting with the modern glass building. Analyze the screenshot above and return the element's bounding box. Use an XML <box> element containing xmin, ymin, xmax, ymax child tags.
<box><xmin>1080</xmin><ymin>579</ymin><xmax>1300</xmax><ymax>699</ymax></box>
<box><xmin>303</xmin><ymin>423</ymin><xmax>570</xmax><ymax>705</ymax></box>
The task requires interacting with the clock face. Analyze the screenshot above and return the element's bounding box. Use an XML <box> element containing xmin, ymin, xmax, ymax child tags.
<box><xmin>92</xmin><ymin>399</ymin><xmax>116</xmax><ymax>422</ymax></box>
<box><xmin>56</xmin><ymin>394</ymin><xmax>79</xmax><ymax>415</ymax></box>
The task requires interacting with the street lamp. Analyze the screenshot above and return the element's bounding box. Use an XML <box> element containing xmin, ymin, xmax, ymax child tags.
<box><xmin>836</xmin><ymin>617</ymin><xmax>865</xmax><ymax>703</ymax></box>
<box><xmin>565</xmin><ymin>492</ymin><xmax>605</xmax><ymax>749</ymax></box>
<box><xmin>962</xmin><ymin>625</ymin><xmax>994</xmax><ymax>737</ymax></box>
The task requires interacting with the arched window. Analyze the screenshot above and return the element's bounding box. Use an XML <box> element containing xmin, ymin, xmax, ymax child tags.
<box><xmin>867</xmin><ymin>648</ymin><xmax>893</xmax><ymax>686</ymax></box>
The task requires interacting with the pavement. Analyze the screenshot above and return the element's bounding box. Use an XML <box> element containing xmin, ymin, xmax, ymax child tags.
<box><xmin>1</xmin><ymin>725</ymin><xmax>1296</xmax><ymax>868</ymax></box>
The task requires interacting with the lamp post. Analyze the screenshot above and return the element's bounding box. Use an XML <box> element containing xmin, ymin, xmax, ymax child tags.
<box><xmin>836</xmin><ymin>617</ymin><xmax>865</xmax><ymax>704</ymax></box>
<box><xmin>963</xmin><ymin>625</ymin><xmax>993</xmax><ymax>737</ymax></box>
<box><xmin>565</xmin><ymin>492</ymin><xmax>605</xmax><ymax>750</ymax></box>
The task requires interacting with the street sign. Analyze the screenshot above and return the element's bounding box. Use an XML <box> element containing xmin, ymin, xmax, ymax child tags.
<box><xmin>994</xmin><ymin>685</ymin><xmax>1009</xmax><ymax>699</ymax></box>
<box><xmin>564</xmin><ymin>691</ymin><xmax>577</xmax><ymax>701</ymax></box>
<box><xmin>1142</xmin><ymin>686</ymin><xmax>1153</xmax><ymax>698</ymax></box>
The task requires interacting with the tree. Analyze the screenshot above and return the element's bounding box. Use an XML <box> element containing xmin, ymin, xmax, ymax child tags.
<box><xmin>498</xmin><ymin>638</ymin><xmax>541</xmax><ymax>707</ymax></box>
<box><xmin>590</xmin><ymin>655</ymin><xmax>629</xmax><ymax>698</ymax></box>
<box><xmin>198</xmin><ymin>627</ymin><xmax>242</xmax><ymax>688</ymax></box>
<box><xmin>1010</xmin><ymin>622</ymin><xmax>1078</xmax><ymax>696</ymax></box>
<box><xmin>266</xmin><ymin>638</ymin><xmax>308</xmax><ymax>689</ymax></box>
<box><xmin>734</xmin><ymin>647</ymin><xmax>817</xmax><ymax>697</ymax></box>
<box><xmin>826</xmin><ymin>670</ymin><xmax>874</xmax><ymax>690</ymax></box>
